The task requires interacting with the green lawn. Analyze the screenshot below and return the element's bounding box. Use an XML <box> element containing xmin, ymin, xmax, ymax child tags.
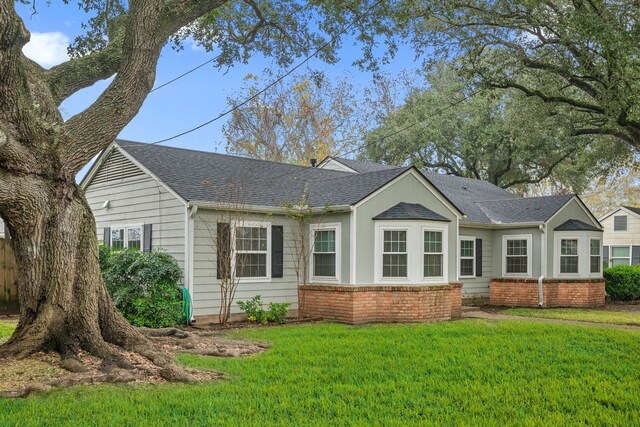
<box><xmin>0</xmin><ymin>320</ymin><xmax>16</xmax><ymax>339</ymax></box>
<box><xmin>2</xmin><ymin>320</ymin><xmax>640</xmax><ymax>425</ymax></box>
<box><xmin>504</xmin><ymin>307</ymin><xmax>640</xmax><ymax>326</ymax></box>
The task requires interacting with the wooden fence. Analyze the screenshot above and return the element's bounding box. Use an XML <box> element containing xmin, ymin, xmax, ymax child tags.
<box><xmin>0</xmin><ymin>238</ymin><xmax>18</xmax><ymax>314</ymax></box>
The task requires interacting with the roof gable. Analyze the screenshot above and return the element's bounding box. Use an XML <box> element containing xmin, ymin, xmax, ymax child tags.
<box><xmin>554</xmin><ymin>219</ymin><xmax>601</xmax><ymax>232</ymax></box>
<box><xmin>318</xmin><ymin>156</ymin><xmax>399</xmax><ymax>173</ymax></box>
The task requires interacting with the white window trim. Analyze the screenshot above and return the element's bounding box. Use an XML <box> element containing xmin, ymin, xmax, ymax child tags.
<box><xmin>555</xmin><ymin>236</ymin><xmax>581</xmax><ymax>278</ymax></box>
<box><xmin>589</xmin><ymin>238</ymin><xmax>602</xmax><ymax>275</ymax></box>
<box><xmin>610</xmin><ymin>245</ymin><xmax>632</xmax><ymax>267</ymax></box>
<box><xmin>231</xmin><ymin>220</ymin><xmax>272</xmax><ymax>283</ymax></box>
<box><xmin>459</xmin><ymin>236</ymin><xmax>476</xmax><ymax>278</ymax></box>
<box><xmin>374</xmin><ymin>221</ymin><xmax>448</xmax><ymax>284</ymax></box>
<box><xmin>422</xmin><ymin>226</ymin><xmax>448</xmax><ymax>282</ymax></box>
<box><xmin>109</xmin><ymin>223</ymin><xmax>144</xmax><ymax>249</ymax></box>
<box><xmin>552</xmin><ymin>232</ymin><xmax>604</xmax><ymax>278</ymax></box>
<box><xmin>309</xmin><ymin>222</ymin><xmax>341</xmax><ymax>284</ymax></box>
<box><xmin>613</xmin><ymin>215</ymin><xmax>628</xmax><ymax>232</ymax></box>
<box><xmin>502</xmin><ymin>234</ymin><xmax>533</xmax><ymax>278</ymax></box>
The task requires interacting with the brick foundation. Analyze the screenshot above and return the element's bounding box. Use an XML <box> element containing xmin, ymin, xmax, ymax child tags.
<box><xmin>489</xmin><ymin>278</ymin><xmax>605</xmax><ymax>308</ymax></box>
<box><xmin>299</xmin><ymin>283</ymin><xmax>463</xmax><ymax>324</ymax></box>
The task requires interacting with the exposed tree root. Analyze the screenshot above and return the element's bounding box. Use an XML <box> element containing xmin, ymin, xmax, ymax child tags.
<box><xmin>0</xmin><ymin>326</ymin><xmax>268</xmax><ymax>398</ymax></box>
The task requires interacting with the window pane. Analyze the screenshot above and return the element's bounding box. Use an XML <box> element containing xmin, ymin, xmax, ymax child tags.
<box><xmin>507</xmin><ymin>240</ymin><xmax>527</xmax><ymax>256</ymax></box>
<box><xmin>383</xmin><ymin>254</ymin><xmax>407</xmax><ymax>277</ymax></box>
<box><xmin>590</xmin><ymin>256</ymin><xmax>601</xmax><ymax>273</ymax></box>
<box><xmin>590</xmin><ymin>240</ymin><xmax>600</xmax><ymax>256</ymax></box>
<box><xmin>111</xmin><ymin>228</ymin><xmax>124</xmax><ymax>249</ymax></box>
<box><xmin>236</xmin><ymin>253</ymin><xmax>267</xmax><ymax>278</ymax></box>
<box><xmin>560</xmin><ymin>239</ymin><xmax>578</xmax><ymax>256</ymax></box>
<box><xmin>314</xmin><ymin>230</ymin><xmax>335</xmax><ymax>253</ymax></box>
<box><xmin>127</xmin><ymin>227</ymin><xmax>141</xmax><ymax>249</ymax></box>
<box><xmin>424</xmin><ymin>231</ymin><xmax>442</xmax><ymax>253</ymax></box>
<box><xmin>612</xmin><ymin>258</ymin><xmax>631</xmax><ymax>266</ymax></box>
<box><xmin>506</xmin><ymin>256</ymin><xmax>528</xmax><ymax>274</ymax></box>
<box><xmin>460</xmin><ymin>240</ymin><xmax>474</xmax><ymax>257</ymax></box>
<box><xmin>383</xmin><ymin>230</ymin><xmax>406</xmax><ymax>253</ymax></box>
<box><xmin>424</xmin><ymin>254</ymin><xmax>443</xmax><ymax>277</ymax></box>
<box><xmin>314</xmin><ymin>253</ymin><xmax>336</xmax><ymax>277</ymax></box>
<box><xmin>560</xmin><ymin>256</ymin><xmax>579</xmax><ymax>274</ymax></box>
<box><xmin>236</xmin><ymin>226</ymin><xmax>267</xmax><ymax>251</ymax></box>
<box><xmin>611</xmin><ymin>247</ymin><xmax>630</xmax><ymax>257</ymax></box>
<box><xmin>460</xmin><ymin>259</ymin><xmax>474</xmax><ymax>276</ymax></box>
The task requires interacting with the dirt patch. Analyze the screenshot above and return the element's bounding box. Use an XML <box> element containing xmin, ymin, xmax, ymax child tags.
<box><xmin>0</xmin><ymin>325</ymin><xmax>270</xmax><ymax>398</ymax></box>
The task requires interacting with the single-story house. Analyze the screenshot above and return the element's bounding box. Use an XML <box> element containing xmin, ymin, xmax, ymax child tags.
<box><xmin>599</xmin><ymin>206</ymin><xmax>640</xmax><ymax>266</ymax></box>
<box><xmin>81</xmin><ymin>140</ymin><xmax>605</xmax><ymax>324</ymax></box>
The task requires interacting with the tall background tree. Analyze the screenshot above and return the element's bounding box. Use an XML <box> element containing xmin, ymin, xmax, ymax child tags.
<box><xmin>363</xmin><ymin>61</ymin><xmax>630</xmax><ymax>191</ymax></box>
<box><xmin>0</xmin><ymin>0</ymin><xmax>411</xmax><ymax>377</ymax></box>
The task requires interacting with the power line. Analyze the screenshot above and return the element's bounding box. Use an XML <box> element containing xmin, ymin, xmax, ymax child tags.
<box><xmin>149</xmin><ymin>0</ymin><xmax>386</xmax><ymax>145</ymax></box>
<box><xmin>150</xmin><ymin>56</ymin><xmax>219</xmax><ymax>93</ymax></box>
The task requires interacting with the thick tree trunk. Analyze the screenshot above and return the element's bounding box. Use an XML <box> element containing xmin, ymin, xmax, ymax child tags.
<box><xmin>0</xmin><ymin>179</ymin><xmax>187</xmax><ymax>379</ymax></box>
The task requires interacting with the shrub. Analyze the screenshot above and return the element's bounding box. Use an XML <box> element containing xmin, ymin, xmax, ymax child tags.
<box><xmin>237</xmin><ymin>295</ymin><xmax>291</xmax><ymax>324</ymax></box>
<box><xmin>100</xmin><ymin>248</ymin><xmax>184</xmax><ymax>328</ymax></box>
<box><xmin>604</xmin><ymin>265</ymin><xmax>640</xmax><ymax>301</ymax></box>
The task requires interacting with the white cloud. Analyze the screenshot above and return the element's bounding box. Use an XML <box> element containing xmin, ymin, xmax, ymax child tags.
<box><xmin>22</xmin><ymin>32</ymin><xmax>70</xmax><ymax>69</ymax></box>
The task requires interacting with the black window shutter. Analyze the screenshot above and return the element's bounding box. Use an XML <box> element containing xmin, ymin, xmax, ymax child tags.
<box><xmin>633</xmin><ymin>246</ymin><xmax>640</xmax><ymax>266</ymax></box>
<box><xmin>143</xmin><ymin>224</ymin><xmax>153</xmax><ymax>252</ymax></box>
<box><xmin>603</xmin><ymin>246</ymin><xmax>609</xmax><ymax>267</ymax></box>
<box><xmin>475</xmin><ymin>238</ymin><xmax>483</xmax><ymax>277</ymax></box>
<box><xmin>217</xmin><ymin>223</ymin><xmax>231</xmax><ymax>280</ymax></box>
<box><xmin>272</xmin><ymin>225</ymin><xmax>284</xmax><ymax>278</ymax></box>
<box><xmin>103</xmin><ymin>227</ymin><xmax>111</xmax><ymax>246</ymax></box>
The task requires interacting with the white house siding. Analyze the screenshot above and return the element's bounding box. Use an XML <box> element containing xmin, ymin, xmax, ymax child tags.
<box><xmin>83</xmin><ymin>164</ymin><xmax>187</xmax><ymax>273</ymax></box>
<box><xmin>192</xmin><ymin>209</ymin><xmax>303</xmax><ymax>317</ymax></box>
<box><xmin>602</xmin><ymin>209</ymin><xmax>640</xmax><ymax>246</ymax></box>
<box><xmin>458</xmin><ymin>226</ymin><xmax>493</xmax><ymax>299</ymax></box>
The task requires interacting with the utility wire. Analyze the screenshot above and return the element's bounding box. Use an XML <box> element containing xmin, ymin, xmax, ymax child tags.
<box><xmin>149</xmin><ymin>0</ymin><xmax>385</xmax><ymax>145</ymax></box>
<box><xmin>150</xmin><ymin>56</ymin><xmax>220</xmax><ymax>93</ymax></box>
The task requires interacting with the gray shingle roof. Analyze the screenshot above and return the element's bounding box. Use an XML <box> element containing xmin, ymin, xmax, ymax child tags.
<box><xmin>372</xmin><ymin>202</ymin><xmax>451</xmax><ymax>222</ymax></box>
<box><xmin>554</xmin><ymin>219</ymin><xmax>601</xmax><ymax>232</ymax></box>
<box><xmin>115</xmin><ymin>140</ymin><xmax>409</xmax><ymax>208</ymax></box>
<box><xmin>421</xmin><ymin>172</ymin><xmax>518</xmax><ymax>224</ymax></box>
<box><xmin>326</xmin><ymin>157</ymin><xmax>399</xmax><ymax>173</ymax></box>
<box><xmin>623</xmin><ymin>206</ymin><xmax>640</xmax><ymax>216</ymax></box>
<box><xmin>476</xmin><ymin>194</ymin><xmax>574</xmax><ymax>224</ymax></box>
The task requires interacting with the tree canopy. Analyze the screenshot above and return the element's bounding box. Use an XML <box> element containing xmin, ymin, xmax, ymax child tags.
<box><xmin>362</xmin><ymin>61</ymin><xmax>630</xmax><ymax>191</ymax></box>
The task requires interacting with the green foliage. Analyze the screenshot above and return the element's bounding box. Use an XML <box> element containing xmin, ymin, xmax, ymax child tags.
<box><xmin>363</xmin><ymin>61</ymin><xmax>628</xmax><ymax>192</ymax></box>
<box><xmin>604</xmin><ymin>265</ymin><xmax>640</xmax><ymax>301</ymax></box>
<box><xmin>100</xmin><ymin>248</ymin><xmax>184</xmax><ymax>328</ymax></box>
<box><xmin>504</xmin><ymin>308</ymin><xmax>640</xmax><ymax>326</ymax></box>
<box><xmin>3</xmin><ymin>322</ymin><xmax>640</xmax><ymax>425</ymax></box>
<box><xmin>0</xmin><ymin>321</ymin><xmax>16</xmax><ymax>339</ymax></box>
<box><xmin>237</xmin><ymin>295</ymin><xmax>290</xmax><ymax>324</ymax></box>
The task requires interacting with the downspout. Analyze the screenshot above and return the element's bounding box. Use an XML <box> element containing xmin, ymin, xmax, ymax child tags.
<box><xmin>538</xmin><ymin>224</ymin><xmax>546</xmax><ymax>307</ymax></box>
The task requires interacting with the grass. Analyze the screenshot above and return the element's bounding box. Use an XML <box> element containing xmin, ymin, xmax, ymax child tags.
<box><xmin>2</xmin><ymin>320</ymin><xmax>640</xmax><ymax>425</ymax></box>
<box><xmin>504</xmin><ymin>307</ymin><xmax>640</xmax><ymax>326</ymax></box>
<box><xmin>0</xmin><ymin>320</ymin><xmax>16</xmax><ymax>339</ymax></box>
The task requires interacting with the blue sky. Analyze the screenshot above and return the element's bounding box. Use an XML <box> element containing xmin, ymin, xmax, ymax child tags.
<box><xmin>17</xmin><ymin>2</ymin><xmax>421</xmax><ymax>179</ymax></box>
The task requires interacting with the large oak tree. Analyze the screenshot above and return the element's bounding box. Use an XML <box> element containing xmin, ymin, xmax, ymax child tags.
<box><xmin>0</xmin><ymin>0</ymin><xmax>408</xmax><ymax>377</ymax></box>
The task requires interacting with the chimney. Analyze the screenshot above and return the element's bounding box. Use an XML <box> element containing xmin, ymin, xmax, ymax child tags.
<box><xmin>310</xmin><ymin>158</ymin><xmax>317</xmax><ymax>167</ymax></box>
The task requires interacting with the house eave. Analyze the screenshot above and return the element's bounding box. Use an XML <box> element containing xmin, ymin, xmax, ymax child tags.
<box><xmin>188</xmin><ymin>201</ymin><xmax>353</xmax><ymax>214</ymax></box>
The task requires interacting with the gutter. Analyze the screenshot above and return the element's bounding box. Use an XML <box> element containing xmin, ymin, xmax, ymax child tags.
<box><xmin>188</xmin><ymin>201</ymin><xmax>353</xmax><ymax>214</ymax></box>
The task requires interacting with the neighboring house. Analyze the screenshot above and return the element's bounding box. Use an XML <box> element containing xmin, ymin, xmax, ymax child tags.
<box><xmin>81</xmin><ymin>141</ymin><xmax>605</xmax><ymax>324</ymax></box>
<box><xmin>599</xmin><ymin>206</ymin><xmax>640</xmax><ymax>267</ymax></box>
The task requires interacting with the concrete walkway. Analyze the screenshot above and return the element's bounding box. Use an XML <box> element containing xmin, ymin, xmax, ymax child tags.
<box><xmin>461</xmin><ymin>307</ymin><xmax>640</xmax><ymax>331</ymax></box>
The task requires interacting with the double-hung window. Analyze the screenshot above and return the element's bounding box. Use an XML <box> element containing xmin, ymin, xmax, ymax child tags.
<box><xmin>559</xmin><ymin>239</ymin><xmax>579</xmax><ymax>274</ymax></box>
<box><xmin>590</xmin><ymin>239</ymin><xmax>601</xmax><ymax>273</ymax></box>
<box><xmin>110</xmin><ymin>225</ymin><xmax>142</xmax><ymax>250</ymax></box>
<box><xmin>382</xmin><ymin>230</ymin><xmax>408</xmax><ymax>278</ymax></box>
<box><xmin>313</xmin><ymin>230</ymin><xmax>336</xmax><ymax>277</ymax></box>
<box><xmin>459</xmin><ymin>238</ymin><xmax>475</xmax><ymax>277</ymax></box>
<box><xmin>423</xmin><ymin>231</ymin><xmax>443</xmax><ymax>277</ymax></box>
<box><xmin>610</xmin><ymin>246</ymin><xmax>631</xmax><ymax>266</ymax></box>
<box><xmin>234</xmin><ymin>225</ymin><xmax>268</xmax><ymax>278</ymax></box>
<box><xmin>503</xmin><ymin>235</ymin><xmax>531</xmax><ymax>276</ymax></box>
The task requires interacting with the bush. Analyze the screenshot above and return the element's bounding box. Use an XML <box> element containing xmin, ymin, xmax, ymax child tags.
<box><xmin>237</xmin><ymin>295</ymin><xmax>291</xmax><ymax>324</ymax></box>
<box><xmin>604</xmin><ymin>265</ymin><xmax>640</xmax><ymax>301</ymax></box>
<box><xmin>100</xmin><ymin>247</ymin><xmax>184</xmax><ymax>328</ymax></box>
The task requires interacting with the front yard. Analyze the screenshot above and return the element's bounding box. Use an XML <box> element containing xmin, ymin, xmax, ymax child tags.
<box><xmin>503</xmin><ymin>307</ymin><xmax>640</xmax><ymax>326</ymax></box>
<box><xmin>2</xmin><ymin>319</ymin><xmax>640</xmax><ymax>425</ymax></box>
